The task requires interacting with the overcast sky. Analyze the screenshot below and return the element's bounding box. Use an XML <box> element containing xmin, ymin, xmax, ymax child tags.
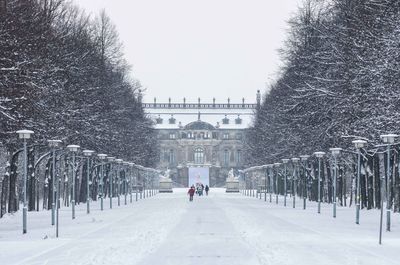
<box><xmin>74</xmin><ymin>0</ymin><xmax>301</xmax><ymax>104</ymax></box>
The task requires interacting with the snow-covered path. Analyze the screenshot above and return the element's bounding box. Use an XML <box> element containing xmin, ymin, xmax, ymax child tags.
<box><xmin>1</xmin><ymin>189</ymin><xmax>399</xmax><ymax>265</ymax></box>
<box><xmin>137</xmin><ymin>191</ymin><xmax>260</xmax><ymax>265</ymax></box>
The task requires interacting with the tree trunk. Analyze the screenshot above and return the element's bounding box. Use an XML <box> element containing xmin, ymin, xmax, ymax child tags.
<box><xmin>1</xmin><ymin>155</ymin><xmax>10</xmax><ymax>217</ymax></box>
<box><xmin>360</xmin><ymin>156</ymin><xmax>367</xmax><ymax>209</ymax></box>
<box><xmin>367</xmin><ymin>156</ymin><xmax>374</xmax><ymax>209</ymax></box>
<box><xmin>8</xmin><ymin>154</ymin><xmax>18</xmax><ymax>213</ymax></box>
<box><xmin>393</xmin><ymin>150</ymin><xmax>399</xmax><ymax>212</ymax></box>
<box><xmin>27</xmin><ymin>148</ymin><xmax>35</xmax><ymax>211</ymax></box>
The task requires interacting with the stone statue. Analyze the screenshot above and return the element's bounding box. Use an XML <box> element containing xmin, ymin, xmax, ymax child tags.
<box><xmin>228</xmin><ymin>168</ymin><xmax>235</xmax><ymax>180</ymax></box>
<box><xmin>163</xmin><ymin>168</ymin><xmax>171</xmax><ymax>179</ymax></box>
<box><xmin>226</xmin><ymin>168</ymin><xmax>239</xmax><ymax>193</ymax></box>
<box><xmin>159</xmin><ymin>168</ymin><xmax>173</xmax><ymax>193</ymax></box>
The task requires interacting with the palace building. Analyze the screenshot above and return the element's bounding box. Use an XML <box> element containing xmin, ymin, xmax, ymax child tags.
<box><xmin>143</xmin><ymin>91</ymin><xmax>260</xmax><ymax>187</ymax></box>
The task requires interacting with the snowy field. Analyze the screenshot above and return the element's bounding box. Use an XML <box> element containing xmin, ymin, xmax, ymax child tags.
<box><xmin>0</xmin><ymin>189</ymin><xmax>399</xmax><ymax>265</ymax></box>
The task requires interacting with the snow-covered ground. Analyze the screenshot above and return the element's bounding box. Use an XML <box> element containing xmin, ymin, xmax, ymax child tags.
<box><xmin>0</xmin><ymin>189</ymin><xmax>399</xmax><ymax>265</ymax></box>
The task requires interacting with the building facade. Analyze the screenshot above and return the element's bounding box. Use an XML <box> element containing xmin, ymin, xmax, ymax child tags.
<box><xmin>143</xmin><ymin>91</ymin><xmax>260</xmax><ymax>187</ymax></box>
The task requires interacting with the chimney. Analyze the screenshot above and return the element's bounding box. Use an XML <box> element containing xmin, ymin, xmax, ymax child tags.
<box><xmin>138</xmin><ymin>89</ymin><xmax>143</xmax><ymax>105</ymax></box>
<box><xmin>256</xmin><ymin>90</ymin><xmax>261</xmax><ymax>109</ymax></box>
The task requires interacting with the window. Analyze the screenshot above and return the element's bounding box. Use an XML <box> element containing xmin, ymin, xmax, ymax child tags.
<box><xmin>237</xmin><ymin>150</ymin><xmax>242</xmax><ymax>164</ymax></box>
<box><xmin>163</xmin><ymin>149</ymin><xmax>169</xmax><ymax>162</ymax></box>
<box><xmin>224</xmin><ymin>149</ymin><xmax>229</xmax><ymax>166</ymax></box>
<box><xmin>181</xmin><ymin>132</ymin><xmax>187</xmax><ymax>139</ymax></box>
<box><xmin>169</xmin><ymin>133</ymin><xmax>176</xmax><ymax>139</ymax></box>
<box><xmin>236</xmin><ymin>133</ymin><xmax>243</xmax><ymax>140</ymax></box>
<box><xmin>194</xmin><ymin>148</ymin><xmax>204</xmax><ymax>164</ymax></box>
<box><xmin>169</xmin><ymin>149</ymin><xmax>175</xmax><ymax>164</ymax></box>
<box><xmin>212</xmin><ymin>132</ymin><xmax>218</xmax><ymax>139</ymax></box>
<box><xmin>204</xmin><ymin>132</ymin><xmax>210</xmax><ymax>139</ymax></box>
<box><xmin>187</xmin><ymin>132</ymin><xmax>196</xmax><ymax>139</ymax></box>
<box><xmin>223</xmin><ymin>133</ymin><xmax>229</xmax><ymax>140</ymax></box>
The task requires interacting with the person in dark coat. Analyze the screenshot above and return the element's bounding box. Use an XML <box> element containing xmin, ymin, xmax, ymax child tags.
<box><xmin>188</xmin><ymin>186</ymin><xmax>195</xmax><ymax>201</ymax></box>
<box><xmin>205</xmin><ymin>185</ymin><xmax>209</xmax><ymax>196</ymax></box>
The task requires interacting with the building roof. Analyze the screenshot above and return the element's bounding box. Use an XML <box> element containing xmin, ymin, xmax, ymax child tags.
<box><xmin>185</xmin><ymin>120</ymin><xmax>216</xmax><ymax>130</ymax></box>
<box><xmin>144</xmin><ymin>104</ymin><xmax>255</xmax><ymax>130</ymax></box>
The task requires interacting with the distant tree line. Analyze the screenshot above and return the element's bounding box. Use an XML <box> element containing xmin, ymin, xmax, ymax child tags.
<box><xmin>245</xmin><ymin>0</ymin><xmax>400</xmax><ymax>211</ymax></box>
<box><xmin>0</xmin><ymin>0</ymin><xmax>158</xmax><ymax>216</ymax></box>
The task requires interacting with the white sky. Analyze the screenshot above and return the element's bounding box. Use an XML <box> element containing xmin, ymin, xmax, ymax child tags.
<box><xmin>74</xmin><ymin>0</ymin><xmax>301</xmax><ymax>103</ymax></box>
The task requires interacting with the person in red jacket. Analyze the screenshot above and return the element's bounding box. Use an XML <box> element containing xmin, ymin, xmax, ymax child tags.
<box><xmin>188</xmin><ymin>186</ymin><xmax>195</xmax><ymax>201</ymax></box>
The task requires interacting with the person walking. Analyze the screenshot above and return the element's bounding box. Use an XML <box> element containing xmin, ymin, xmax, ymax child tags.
<box><xmin>188</xmin><ymin>186</ymin><xmax>195</xmax><ymax>201</ymax></box>
<box><xmin>205</xmin><ymin>185</ymin><xmax>209</xmax><ymax>196</ymax></box>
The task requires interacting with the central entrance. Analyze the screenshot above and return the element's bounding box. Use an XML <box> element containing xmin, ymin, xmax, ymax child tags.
<box><xmin>188</xmin><ymin>167</ymin><xmax>210</xmax><ymax>187</ymax></box>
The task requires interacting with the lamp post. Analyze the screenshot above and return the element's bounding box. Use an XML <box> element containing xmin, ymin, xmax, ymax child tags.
<box><xmin>329</xmin><ymin>148</ymin><xmax>342</xmax><ymax>218</ymax></box>
<box><xmin>97</xmin><ymin>154</ymin><xmax>107</xmax><ymax>210</ymax></box>
<box><xmin>300</xmin><ymin>155</ymin><xmax>309</xmax><ymax>210</ymax></box>
<box><xmin>251</xmin><ymin>173</ymin><xmax>255</xmax><ymax>197</ymax></box>
<box><xmin>16</xmin><ymin>129</ymin><xmax>34</xmax><ymax>234</ymax></box>
<box><xmin>129</xmin><ymin>163</ymin><xmax>135</xmax><ymax>203</ymax></box>
<box><xmin>107</xmin><ymin>156</ymin><xmax>115</xmax><ymax>209</ymax></box>
<box><xmin>292</xmin><ymin>158</ymin><xmax>300</xmax><ymax>208</ymax></box>
<box><xmin>314</xmin><ymin>152</ymin><xmax>325</xmax><ymax>214</ymax></box>
<box><xmin>67</xmin><ymin>145</ymin><xmax>80</xmax><ymax>219</ymax></box>
<box><xmin>56</xmin><ymin>156</ymin><xmax>62</xmax><ymax>237</ymax></box>
<box><xmin>282</xmin><ymin>159</ymin><xmax>290</xmax><ymax>207</ymax></box>
<box><xmin>263</xmin><ymin>166</ymin><xmax>268</xmax><ymax>202</ymax></box>
<box><xmin>258</xmin><ymin>169</ymin><xmax>262</xmax><ymax>200</ymax></box>
<box><xmin>83</xmin><ymin>150</ymin><xmax>95</xmax><ymax>214</ymax></box>
<box><xmin>380</xmin><ymin>134</ymin><xmax>398</xmax><ymax>234</ymax></box>
<box><xmin>143</xmin><ymin>169</ymin><xmax>147</xmax><ymax>199</ymax></box>
<box><xmin>152</xmin><ymin>171</ymin><xmax>156</xmax><ymax>197</ymax></box>
<box><xmin>274</xmin><ymin>163</ymin><xmax>281</xmax><ymax>204</ymax></box>
<box><xmin>149</xmin><ymin>170</ymin><xmax>152</xmax><ymax>197</ymax></box>
<box><xmin>247</xmin><ymin>171</ymin><xmax>251</xmax><ymax>197</ymax></box>
<box><xmin>138</xmin><ymin>166</ymin><xmax>143</xmax><ymax>200</ymax></box>
<box><xmin>268</xmin><ymin>165</ymin><xmax>273</xmax><ymax>202</ymax></box>
<box><xmin>133</xmin><ymin>165</ymin><xmax>139</xmax><ymax>201</ymax></box>
<box><xmin>146</xmin><ymin>170</ymin><xmax>149</xmax><ymax>199</ymax></box>
<box><xmin>123</xmin><ymin>162</ymin><xmax>130</xmax><ymax>204</ymax></box>
<box><xmin>115</xmin><ymin>159</ymin><xmax>123</xmax><ymax>206</ymax></box>
<box><xmin>48</xmin><ymin>140</ymin><xmax>62</xmax><ymax>225</ymax></box>
<box><xmin>352</xmin><ymin>139</ymin><xmax>366</xmax><ymax>224</ymax></box>
<box><xmin>238</xmin><ymin>170</ymin><xmax>244</xmax><ymax>194</ymax></box>
<box><xmin>245</xmin><ymin>172</ymin><xmax>249</xmax><ymax>196</ymax></box>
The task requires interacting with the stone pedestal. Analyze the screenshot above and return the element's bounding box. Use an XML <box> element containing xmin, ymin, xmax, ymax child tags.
<box><xmin>225</xmin><ymin>178</ymin><xmax>239</xmax><ymax>193</ymax></box>
<box><xmin>159</xmin><ymin>178</ymin><xmax>173</xmax><ymax>193</ymax></box>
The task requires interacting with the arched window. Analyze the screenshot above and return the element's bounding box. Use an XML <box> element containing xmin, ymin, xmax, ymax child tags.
<box><xmin>194</xmin><ymin>148</ymin><xmax>204</xmax><ymax>164</ymax></box>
